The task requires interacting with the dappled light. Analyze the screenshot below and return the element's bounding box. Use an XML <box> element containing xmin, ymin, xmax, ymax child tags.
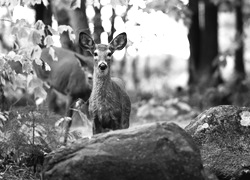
<box><xmin>1</xmin><ymin>0</ymin><xmax>250</xmax><ymax>179</ymax></box>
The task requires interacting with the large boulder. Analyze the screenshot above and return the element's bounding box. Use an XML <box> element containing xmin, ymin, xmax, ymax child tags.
<box><xmin>42</xmin><ymin>122</ymin><xmax>210</xmax><ymax>180</ymax></box>
<box><xmin>185</xmin><ymin>105</ymin><xmax>250</xmax><ymax>180</ymax></box>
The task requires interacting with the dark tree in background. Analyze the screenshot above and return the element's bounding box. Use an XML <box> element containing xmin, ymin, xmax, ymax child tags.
<box><xmin>34</xmin><ymin>2</ymin><xmax>52</xmax><ymax>26</ymax></box>
<box><xmin>93</xmin><ymin>6</ymin><xmax>104</xmax><ymax>44</ymax></box>
<box><xmin>235</xmin><ymin>0</ymin><xmax>245</xmax><ymax>82</ymax></box>
<box><xmin>188</xmin><ymin>0</ymin><xmax>221</xmax><ymax>91</ymax></box>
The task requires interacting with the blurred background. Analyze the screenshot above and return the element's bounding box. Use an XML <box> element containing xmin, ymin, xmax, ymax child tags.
<box><xmin>1</xmin><ymin>0</ymin><xmax>250</xmax><ymax>177</ymax></box>
<box><xmin>1</xmin><ymin>0</ymin><xmax>250</xmax><ymax>126</ymax></box>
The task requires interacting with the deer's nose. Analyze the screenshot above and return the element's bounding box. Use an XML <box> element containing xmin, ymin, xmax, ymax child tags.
<box><xmin>99</xmin><ymin>62</ymin><xmax>107</xmax><ymax>70</ymax></box>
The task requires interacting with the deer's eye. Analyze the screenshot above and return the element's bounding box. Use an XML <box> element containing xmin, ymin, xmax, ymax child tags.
<box><xmin>94</xmin><ymin>52</ymin><xmax>98</xmax><ymax>56</ymax></box>
<box><xmin>107</xmin><ymin>52</ymin><xmax>112</xmax><ymax>57</ymax></box>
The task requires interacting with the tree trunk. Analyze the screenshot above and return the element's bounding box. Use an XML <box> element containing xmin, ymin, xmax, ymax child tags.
<box><xmin>188</xmin><ymin>0</ymin><xmax>200</xmax><ymax>87</ymax></box>
<box><xmin>234</xmin><ymin>0</ymin><xmax>245</xmax><ymax>82</ymax></box>
<box><xmin>93</xmin><ymin>6</ymin><xmax>104</xmax><ymax>44</ymax></box>
<box><xmin>108</xmin><ymin>8</ymin><xmax>116</xmax><ymax>42</ymax></box>
<box><xmin>188</xmin><ymin>0</ymin><xmax>221</xmax><ymax>91</ymax></box>
<box><xmin>34</xmin><ymin>2</ymin><xmax>52</xmax><ymax>25</ymax></box>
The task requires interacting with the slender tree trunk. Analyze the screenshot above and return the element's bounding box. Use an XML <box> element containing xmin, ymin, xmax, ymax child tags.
<box><xmin>199</xmin><ymin>0</ymin><xmax>219</xmax><ymax>84</ymax></box>
<box><xmin>93</xmin><ymin>6</ymin><xmax>104</xmax><ymax>44</ymax></box>
<box><xmin>188</xmin><ymin>0</ymin><xmax>200</xmax><ymax>87</ymax></box>
<box><xmin>108</xmin><ymin>8</ymin><xmax>116</xmax><ymax>42</ymax></box>
<box><xmin>235</xmin><ymin>0</ymin><xmax>245</xmax><ymax>82</ymax></box>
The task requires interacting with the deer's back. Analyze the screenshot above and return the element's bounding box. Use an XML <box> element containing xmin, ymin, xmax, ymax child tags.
<box><xmin>33</xmin><ymin>47</ymin><xmax>93</xmax><ymax>99</ymax></box>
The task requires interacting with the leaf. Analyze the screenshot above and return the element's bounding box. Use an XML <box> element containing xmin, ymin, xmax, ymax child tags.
<box><xmin>34</xmin><ymin>20</ymin><xmax>45</xmax><ymax>30</ymax></box>
<box><xmin>28</xmin><ymin>77</ymin><xmax>43</xmax><ymax>90</ymax></box>
<box><xmin>35</xmin><ymin>58</ymin><xmax>43</xmax><ymax>66</ymax></box>
<box><xmin>29</xmin><ymin>30</ymin><xmax>42</xmax><ymax>45</ymax></box>
<box><xmin>7</xmin><ymin>51</ymin><xmax>16</xmax><ymax>59</ymax></box>
<box><xmin>58</xmin><ymin>25</ymin><xmax>75</xmax><ymax>42</ymax></box>
<box><xmin>48</xmin><ymin>25</ymin><xmax>58</xmax><ymax>35</ymax></box>
<box><xmin>58</xmin><ymin>25</ymin><xmax>69</xmax><ymax>34</ymax></box>
<box><xmin>42</xmin><ymin>0</ymin><xmax>48</xmax><ymax>6</ymax></box>
<box><xmin>44</xmin><ymin>62</ymin><xmax>51</xmax><ymax>71</ymax></box>
<box><xmin>34</xmin><ymin>86</ymin><xmax>47</xmax><ymax>102</ymax></box>
<box><xmin>68</xmin><ymin>32</ymin><xmax>75</xmax><ymax>42</ymax></box>
<box><xmin>55</xmin><ymin>117</ymin><xmax>71</xmax><ymax>128</ymax></box>
<box><xmin>31</xmin><ymin>45</ymin><xmax>42</xmax><ymax>60</ymax></box>
<box><xmin>111</xmin><ymin>0</ymin><xmax>128</xmax><ymax>7</ymax></box>
<box><xmin>70</xmin><ymin>0</ymin><xmax>81</xmax><ymax>9</ymax></box>
<box><xmin>30</xmin><ymin>0</ymin><xmax>42</xmax><ymax>5</ymax></box>
<box><xmin>11</xmin><ymin>26</ymin><xmax>19</xmax><ymax>35</ymax></box>
<box><xmin>0</xmin><ymin>76</ymin><xmax>6</xmax><ymax>86</ymax></box>
<box><xmin>49</xmin><ymin>47</ymin><xmax>58</xmax><ymax>61</ymax></box>
<box><xmin>44</xmin><ymin>35</ymin><xmax>54</xmax><ymax>47</ymax></box>
<box><xmin>22</xmin><ymin>61</ymin><xmax>33</xmax><ymax>73</ymax></box>
<box><xmin>18</xmin><ymin>27</ymin><xmax>29</xmax><ymax>39</ymax></box>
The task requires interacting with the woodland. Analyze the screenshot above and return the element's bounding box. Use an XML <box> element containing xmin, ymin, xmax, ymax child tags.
<box><xmin>0</xmin><ymin>0</ymin><xmax>250</xmax><ymax>180</ymax></box>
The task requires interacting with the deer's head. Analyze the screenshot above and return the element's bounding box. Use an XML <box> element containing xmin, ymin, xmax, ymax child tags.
<box><xmin>79</xmin><ymin>32</ymin><xmax>127</xmax><ymax>76</ymax></box>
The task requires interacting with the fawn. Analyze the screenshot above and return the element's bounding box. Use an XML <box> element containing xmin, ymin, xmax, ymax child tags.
<box><xmin>78</xmin><ymin>32</ymin><xmax>131</xmax><ymax>134</ymax></box>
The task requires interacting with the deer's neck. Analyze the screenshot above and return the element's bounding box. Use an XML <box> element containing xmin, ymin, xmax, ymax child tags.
<box><xmin>92</xmin><ymin>71</ymin><xmax>111</xmax><ymax>97</ymax></box>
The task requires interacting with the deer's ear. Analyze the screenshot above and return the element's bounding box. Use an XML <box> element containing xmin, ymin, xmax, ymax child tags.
<box><xmin>109</xmin><ymin>32</ymin><xmax>127</xmax><ymax>52</ymax></box>
<box><xmin>79</xmin><ymin>32</ymin><xmax>96</xmax><ymax>53</ymax></box>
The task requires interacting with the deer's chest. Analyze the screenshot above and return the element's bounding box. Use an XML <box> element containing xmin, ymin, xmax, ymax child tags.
<box><xmin>89</xmin><ymin>91</ymin><xmax>122</xmax><ymax>122</ymax></box>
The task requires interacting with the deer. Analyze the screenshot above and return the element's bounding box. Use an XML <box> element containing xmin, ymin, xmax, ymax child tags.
<box><xmin>78</xmin><ymin>32</ymin><xmax>131</xmax><ymax>134</ymax></box>
<box><xmin>33</xmin><ymin>46</ymin><xmax>93</xmax><ymax>144</ymax></box>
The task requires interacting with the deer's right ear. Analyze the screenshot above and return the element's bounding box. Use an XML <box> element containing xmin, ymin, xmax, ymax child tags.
<box><xmin>79</xmin><ymin>32</ymin><xmax>96</xmax><ymax>53</ymax></box>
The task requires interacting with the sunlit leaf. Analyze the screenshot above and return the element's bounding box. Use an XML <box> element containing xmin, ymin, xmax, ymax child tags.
<box><xmin>7</xmin><ymin>51</ymin><xmax>16</xmax><ymax>59</ymax></box>
<box><xmin>70</xmin><ymin>0</ymin><xmax>81</xmax><ymax>9</ymax></box>
<box><xmin>42</xmin><ymin>0</ymin><xmax>48</xmax><ymax>6</ymax></box>
<box><xmin>44</xmin><ymin>35</ymin><xmax>54</xmax><ymax>47</ymax></box>
<box><xmin>34</xmin><ymin>86</ymin><xmax>47</xmax><ymax>102</ymax></box>
<box><xmin>111</xmin><ymin>0</ymin><xmax>128</xmax><ymax>7</ymax></box>
<box><xmin>0</xmin><ymin>76</ymin><xmax>6</xmax><ymax>86</ymax></box>
<box><xmin>35</xmin><ymin>58</ymin><xmax>43</xmax><ymax>66</ymax></box>
<box><xmin>55</xmin><ymin>117</ymin><xmax>71</xmax><ymax>128</ymax></box>
<box><xmin>69</xmin><ymin>32</ymin><xmax>75</xmax><ymax>42</ymax></box>
<box><xmin>31</xmin><ymin>45</ymin><xmax>42</xmax><ymax>60</ymax></box>
<box><xmin>28</xmin><ymin>77</ymin><xmax>43</xmax><ymax>90</ymax></box>
<box><xmin>29</xmin><ymin>30</ymin><xmax>42</xmax><ymax>45</ymax></box>
<box><xmin>22</xmin><ymin>61</ymin><xmax>33</xmax><ymax>73</ymax></box>
<box><xmin>58</xmin><ymin>25</ymin><xmax>70</xmax><ymax>34</ymax></box>
<box><xmin>29</xmin><ymin>0</ymin><xmax>42</xmax><ymax>5</ymax></box>
<box><xmin>48</xmin><ymin>25</ymin><xmax>58</xmax><ymax>35</ymax></box>
<box><xmin>18</xmin><ymin>28</ymin><xmax>29</xmax><ymax>39</ymax></box>
<box><xmin>34</xmin><ymin>20</ymin><xmax>45</xmax><ymax>30</ymax></box>
<box><xmin>44</xmin><ymin>62</ymin><xmax>51</xmax><ymax>71</ymax></box>
<box><xmin>49</xmin><ymin>47</ymin><xmax>58</xmax><ymax>61</ymax></box>
<box><xmin>11</xmin><ymin>26</ymin><xmax>19</xmax><ymax>35</ymax></box>
<box><xmin>58</xmin><ymin>25</ymin><xmax>74</xmax><ymax>42</ymax></box>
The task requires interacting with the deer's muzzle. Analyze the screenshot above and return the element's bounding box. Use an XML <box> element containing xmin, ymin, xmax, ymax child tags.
<box><xmin>98</xmin><ymin>62</ymin><xmax>108</xmax><ymax>71</ymax></box>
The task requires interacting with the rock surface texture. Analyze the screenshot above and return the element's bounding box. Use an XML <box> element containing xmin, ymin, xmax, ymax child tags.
<box><xmin>185</xmin><ymin>105</ymin><xmax>250</xmax><ymax>180</ymax></box>
<box><xmin>42</xmin><ymin>122</ymin><xmax>209</xmax><ymax>180</ymax></box>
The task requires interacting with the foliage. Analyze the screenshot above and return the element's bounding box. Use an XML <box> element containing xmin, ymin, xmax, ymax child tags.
<box><xmin>145</xmin><ymin>0</ymin><xmax>191</xmax><ymax>23</ymax></box>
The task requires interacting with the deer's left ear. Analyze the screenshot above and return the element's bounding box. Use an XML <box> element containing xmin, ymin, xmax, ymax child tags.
<box><xmin>109</xmin><ymin>32</ymin><xmax>127</xmax><ymax>52</ymax></box>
